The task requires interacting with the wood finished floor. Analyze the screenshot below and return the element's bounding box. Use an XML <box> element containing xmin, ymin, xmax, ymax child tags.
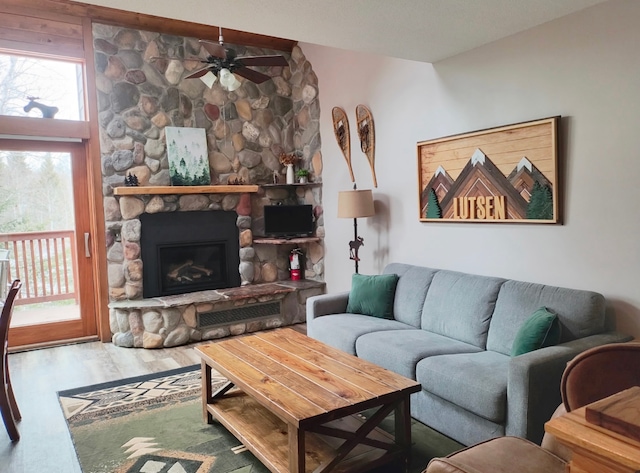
<box><xmin>1</xmin><ymin>324</ymin><xmax>306</xmax><ymax>473</ymax></box>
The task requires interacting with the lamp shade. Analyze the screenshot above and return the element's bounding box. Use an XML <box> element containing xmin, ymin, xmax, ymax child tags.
<box><xmin>337</xmin><ymin>189</ymin><xmax>375</xmax><ymax>218</ymax></box>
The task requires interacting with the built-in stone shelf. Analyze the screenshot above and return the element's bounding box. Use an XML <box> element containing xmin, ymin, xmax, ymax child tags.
<box><xmin>113</xmin><ymin>185</ymin><xmax>259</xmax><ymax>196</ymax></box>
<box><xmin>108</xmin><ymin>280</ymin><xmax>325</xmax><ymax>349</ymax></box>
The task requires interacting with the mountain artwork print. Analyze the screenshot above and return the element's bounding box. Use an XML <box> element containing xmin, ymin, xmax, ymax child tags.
<box><xmin>417</xmin><ymin>117</ymin><xmax>560</xmax><ymax>224</ymax></box>
<box><xmin>166</xmin><ymin>127</ymin><xmax>211</xmax><ymax>186</ymax></box>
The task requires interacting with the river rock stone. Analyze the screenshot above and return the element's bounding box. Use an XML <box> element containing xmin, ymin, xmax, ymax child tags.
<box><xmin>107</xmin><ymin>242</ymin><xmax>124</xmax><ymax>263</ymax></box>
<box><xmin>162</xmin><ymin>308</ymin><xmax>182</xmax><ymax>332</ymax></box>
<box><xmin>239</xmin><ymin>247</ymin><xmax>255</xmax><ymax>261</ymax></box>
<box><xmin>125</xmin><ymin>259</ymin><xmax>143</xmax><ymax>281</ymax></box>
<box><xmin>182</xmin><ymin>305</ymin><xmax>197</xmax><ymax>328</ymax></box>
<box><xmin>165</xmin><ymin>60</ymin><xmax>184</xmax><ymax>85</ymax></box>
<box><xmin>261</xmin><ymin>262</ymin><xmax>278</xmax><ymax>282</ymax></box>
<box><xmin>104</xmin><ymin>196</ymin><xmax>121</xmax><ymax>221</ymax></box>
<box><xmin>120</xmin><ymin>196</ymin><xmax>145</xmax><ymax>219</ymax></box>
<box><xmin>143</xmin><ymin>331</ymin><xmax>164</xmax><ymax>349</ymax></box>
<box><xmin>149</xmin><ymin>169</ymin><xmax>170</xmax><ymax>185</ymax></box>
<box><xmin>241</xmin><ymin>121</ymin><xmax>260</xmax><ymax>142</ymax></box>
<box><xmin>144</xmin><ymin>139</ymin><xmax>165</xmax><ymax>159</ymax></box>
<box><xmin>106</xmin><ymin>117</ymin><xmax>126</xmax><ymax>138</ymax></box>
<box><xmin>124</xmin><ymin>241</ymin><xmax>141</xmax><ymax>260</ymax></box>
<box><xmin>105</xmin><ymin>56</ymin><xmax>126</xmax><ymax>81</ymax></box>
<box><xmin>142</xmin><ymin>310</ymin><xmax>163</xmax><ymax>333</ymax></box>
<box><xmin>111</xmin><ymin>150</ymin><xmax>134</xmax><ymax>171</ymax></box>
<box><xmin>178</xmin><ymin>194</ymin><xmax>209</xmax><ymax>210</ymax></box>
<box><xmin>108</xmin><ymin>263</ymin><xmax>125</xmax><ymax>287</ymax></box>
<box><xmin>238</xmin><ymin>149</ymin><xmax>261</xmax><ymax>168</ymax></box>
<box><xmin>128</xmin><ymin>165</ymin><xmax>151</xmax><ymax>186</ymax></box>
<box><xmin>164</xmin><ymin>324</ymin><xmax>191</xmax><ymax>347</ymax></box>
<box><xmin>125</xmin><ymin>69</ymin><xmax>146</xmax><ymax>84</ymax></box>
<box><xmin>121</xmin><ymin>218</ymin><xmax>141</xmax><ymax>241</ymax></box>
<box><xmin>240</xmin><ymin>229</ymin><xmax>253</xmax><ymax>247</ymax></box>
<box><xmin>116</xmin><ymin>309</ymin><xmax>130</xmax><ymax>332</ymax></box>
<box><xmin>239</xmin><ymin>261</ymin><xmax>254</xmax><ymax>283</ymax></box>
<box><xmin>111</xmin><ymin>82</ymin><xmax>140</xmax><ymax>113</ymax></box>
<box><xmin>145</xmin><ymin>195</ymin><xmax>165</xmax><ymax>213</ymax></box>
<box><xmin>114</xmin><ymin>331</ymin><xmax>134</xmax><ymax>348</ymax></box>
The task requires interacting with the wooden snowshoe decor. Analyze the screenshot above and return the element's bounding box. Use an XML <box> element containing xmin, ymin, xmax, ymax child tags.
<box><xmin>332</xmin><ymin>107</ymin><xmax>354</xmax><ymax>182</ymax></box>
<box><xmin>356</xmin><ymin>104</ymin><xmax>377</xmax><ymax>187</ymax></box>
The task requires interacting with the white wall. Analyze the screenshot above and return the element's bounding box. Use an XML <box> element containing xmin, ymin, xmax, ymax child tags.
<box><xmin>301</xmin><ymin>0</ymin><xmax>640</xmax><ymax>338</ymax></box>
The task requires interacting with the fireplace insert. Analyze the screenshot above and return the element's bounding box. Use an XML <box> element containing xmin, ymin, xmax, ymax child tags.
<box><xmin>140</xmin><ymin>211</ymin><xmax>240</xmax><ymax>297</ymax></box>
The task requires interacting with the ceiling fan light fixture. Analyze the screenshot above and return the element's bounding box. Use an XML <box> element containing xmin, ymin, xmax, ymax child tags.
<box><xmin>200</xmin><ymin>70</ymin><xmax>217</xmax><ymax>88</ymax></box>
<box><xmin>227</xmin><ymin>75</ymin><xmax>242</xmax><ymax>91</ymax></box>
<box><xmin>219</xmin><ymin>68</ymin><xmax>232</xmax><ymax>84</ymax></box>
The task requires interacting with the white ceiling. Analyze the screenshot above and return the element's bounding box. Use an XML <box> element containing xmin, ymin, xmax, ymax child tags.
<box><xmin>76</xmin><ymin>0</ymin><xmax>609</xmax><ymax>62</ymax></box>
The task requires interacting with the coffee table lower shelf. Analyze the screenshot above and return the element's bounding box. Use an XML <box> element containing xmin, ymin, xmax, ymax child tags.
<box><xmin>206</xmin><ymin>391</ymin><xmax>400</xmax><ymax>473</ymax></box>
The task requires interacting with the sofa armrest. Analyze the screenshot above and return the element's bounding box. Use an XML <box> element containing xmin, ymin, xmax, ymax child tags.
<box><xmin>506</xmin><ymin>331</ymin><xmax>632</xmax><ymax>444</ymax></box>
<box><xmin>306</xmin><ymin>292</ymin><xmax>350</xmax><ymax>323</ymax></box>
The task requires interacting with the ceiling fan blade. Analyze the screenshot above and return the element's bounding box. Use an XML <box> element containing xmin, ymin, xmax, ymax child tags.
<box><xmin>199</xmin><ymin>40</ymin><xmax>226</xmax><ymax>59</ymax></box>
<box><xmin>237</xmin><ymin>55</ymin><xmax>289</xmax><ymax>67</ymax></box>
<box><xmin>185</xmin><ymin>67</ymin><xmax>214</xmax><ymax>79</ymax></box>
<box><xmin>233</xmin><ymin>67</ymin><xmax>271</xmax><ymax>84</ymax></box>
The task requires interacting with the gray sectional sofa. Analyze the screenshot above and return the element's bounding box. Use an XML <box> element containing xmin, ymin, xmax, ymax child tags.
<box><xmin>306</xmin><ymin>263</ymin><xmax>630</xmax><ymax>446</ymax></box>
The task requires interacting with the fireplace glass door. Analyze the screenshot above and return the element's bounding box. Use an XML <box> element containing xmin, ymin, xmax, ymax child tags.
<box><xmin>159</xmin><ymin>242</ymin><xmax>228</xmax><ymax>295</ymax></box>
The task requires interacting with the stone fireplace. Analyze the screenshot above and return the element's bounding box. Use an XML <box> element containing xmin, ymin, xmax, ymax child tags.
<box><xmin>95</xmin><ymin>23</ymin><xmax>326</xmax><ymax>348</ymax></box>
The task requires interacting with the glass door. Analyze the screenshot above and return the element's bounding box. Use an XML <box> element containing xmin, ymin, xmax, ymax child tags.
<box><xmin>0</xmin><ymin>139</ymin><xmax>96</xmax><ymax>347</ymax></box>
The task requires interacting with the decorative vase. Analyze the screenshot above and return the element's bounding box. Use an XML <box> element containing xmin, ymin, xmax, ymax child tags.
<box><xmin>298</xmin><ymin>176</ymin><xmax>308</xmax><ymax>184</ymax></box>
<box><xmin>286</xmin><ymin>164</ymin><xmax>295</xmax><ymax>184</ymax></box>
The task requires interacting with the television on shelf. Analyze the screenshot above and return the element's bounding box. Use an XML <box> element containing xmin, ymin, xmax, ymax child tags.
<box><xmin>263</xmin><ymin>204</ymin><xmax>314</xmax><ymax>238</ymax></box>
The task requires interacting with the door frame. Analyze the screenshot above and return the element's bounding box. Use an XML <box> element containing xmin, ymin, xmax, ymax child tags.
<box><xmin>1</xmin><ymin>139</ymin><xmax>98</xmax><ymax>347</ymax></box>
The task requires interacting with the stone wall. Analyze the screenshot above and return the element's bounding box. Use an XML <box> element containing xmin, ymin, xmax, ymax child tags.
<box><xmin>94</xmin><ymin>23</ymin><xmax>325</xmax><ymax>301</ymax></box>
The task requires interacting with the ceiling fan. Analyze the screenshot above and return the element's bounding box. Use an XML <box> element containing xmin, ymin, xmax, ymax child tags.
<box><xmin>183</xmin><ymin>27</ymin><xmax>289</xmax><ymax>85</ymax></box>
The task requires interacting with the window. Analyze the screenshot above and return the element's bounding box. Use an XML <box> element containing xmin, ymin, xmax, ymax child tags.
<box><xmin>0</xmin><ymin>52</ymin><xmax>85</xmax><ymax>121</ymax></box>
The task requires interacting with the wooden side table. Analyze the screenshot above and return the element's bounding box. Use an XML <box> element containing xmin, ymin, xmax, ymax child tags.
<box><xmin>545</xmin><ymin>405</ymin><xmax>640</xmax><ymax>473</ymax></box>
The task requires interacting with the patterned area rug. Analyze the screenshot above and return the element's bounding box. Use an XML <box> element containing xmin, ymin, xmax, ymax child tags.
<box><xmin>59</xmin><ymin>366</ymin><xmax>462</xmax><ymax>473</ymax></box>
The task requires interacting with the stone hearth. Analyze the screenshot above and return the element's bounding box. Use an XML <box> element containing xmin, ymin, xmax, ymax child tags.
<box><xmin>109</xmin><ymin>280</ymin><xmax>324</xmax><ymax>348</ymax></box>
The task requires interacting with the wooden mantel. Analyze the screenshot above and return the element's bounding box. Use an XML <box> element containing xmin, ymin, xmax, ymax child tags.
<box><xmin>113</xmin><ymin>185</ymin><xmax>259</xmax><ymax>196</ymax></box>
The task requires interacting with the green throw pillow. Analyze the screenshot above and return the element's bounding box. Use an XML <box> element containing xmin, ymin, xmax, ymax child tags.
<box><xmin>511</xmin><ymin>307</ymin><xmax>561</xmax><ymax>356</ymax></box>
<box><xmin>346</xmin><ymin>273</ymin><xmax>399</xmax><ymax>319</ymax></box>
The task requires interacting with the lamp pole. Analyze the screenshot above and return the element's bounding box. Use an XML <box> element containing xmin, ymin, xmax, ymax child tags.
<box><xmin>353</xmin><ymin>217</ymin><xmax>359</xmax><ymax>274</ymax></box>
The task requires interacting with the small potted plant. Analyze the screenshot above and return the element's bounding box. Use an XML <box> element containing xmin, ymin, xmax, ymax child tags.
<box><xmin>296</xmin><ymin>168</ymin><xmax>310</xmax><ymax>184</ymax></box>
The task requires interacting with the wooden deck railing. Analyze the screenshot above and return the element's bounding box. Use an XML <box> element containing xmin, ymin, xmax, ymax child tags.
<box><xmin>0</xmin><ymin>230</ymin><xmax>78</xmax><ymax>306</ymax></box>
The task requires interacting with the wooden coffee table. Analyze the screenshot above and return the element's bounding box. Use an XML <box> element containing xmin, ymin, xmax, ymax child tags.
<box><xmin>196</xmin><ymin>328</ymin><xmax>421</xmax><ymax>473</ymax></box>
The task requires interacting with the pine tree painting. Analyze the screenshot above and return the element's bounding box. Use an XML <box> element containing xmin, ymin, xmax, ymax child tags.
<box><xmin>426</xmin><ymin>188</ymin><xmax>442</xmax><ymax>218</ymax></box>
<box><xmin>166</xmin><ymin>127</ymin><xmax>210</xmax><ymax>186</ymax></box>
<box><xmin>526</xmin><ymin>181</ymin><xmax>553</xmax><ymax>219</ymax></box>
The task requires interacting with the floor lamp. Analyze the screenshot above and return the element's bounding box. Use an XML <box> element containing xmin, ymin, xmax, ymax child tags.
<box><xmin>337</xmin><ymin>189</ymin><xmax>375</xmax><ymax>273</ymax></box>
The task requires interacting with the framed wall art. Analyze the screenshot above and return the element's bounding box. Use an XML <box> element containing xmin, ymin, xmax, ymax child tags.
<box><xmin>417</xmin><ymin>116</ymin><xmax>560</xmax><ymax>223</ymax></box>
<box><xmin>166</xmin><ymin>126</ymin><xmax>211</xmax><ymax>186</ymax></box>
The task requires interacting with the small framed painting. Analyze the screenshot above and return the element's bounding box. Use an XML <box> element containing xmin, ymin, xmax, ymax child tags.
<box><xmin>166</xmin><ymin>127</ymin><xmax>211</xmax><ymax>186</ymax></box>
<box><xmin>417</xmin><ymin>116</ymin><xmax>560</xmax><ymax>224</ymax></box>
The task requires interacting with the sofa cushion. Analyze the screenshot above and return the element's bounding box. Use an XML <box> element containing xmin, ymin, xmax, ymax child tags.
<box><xmin>416</xmin><ymin>351</ymin><xmax>510</xmax><ymax>423</ymax></box>
<box><xmin>486</xmin><ymin>280</ymin><xmax>606</xmax><ymax>355</ymax></box>
<box><xmin>511</xmin><ymin>307</ymin><xmax>561</xmax><ymax>356</ymax></box>
<box><xmin>346</xmin><ymin>273</ymin><xmax>399</xmax><ymax>319</ymax></box>
<box><xmin>355</xmin><ymin>329</ymin><xmax>482</xmax><ymax>380</ymax></box>
<box><xmin>421</xmin><ymin>271</ymin><xmax>505</xmax><ymax>348</ymax></box>
<box><xmin>308</xmin><ymin>313</ymin><xmax>414</xmax><ymax>355</ymax></box>
<box><xmin>383</xmin><ymin>263</ymin><xmax>438</xmax><ymax>328</ymax></box>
